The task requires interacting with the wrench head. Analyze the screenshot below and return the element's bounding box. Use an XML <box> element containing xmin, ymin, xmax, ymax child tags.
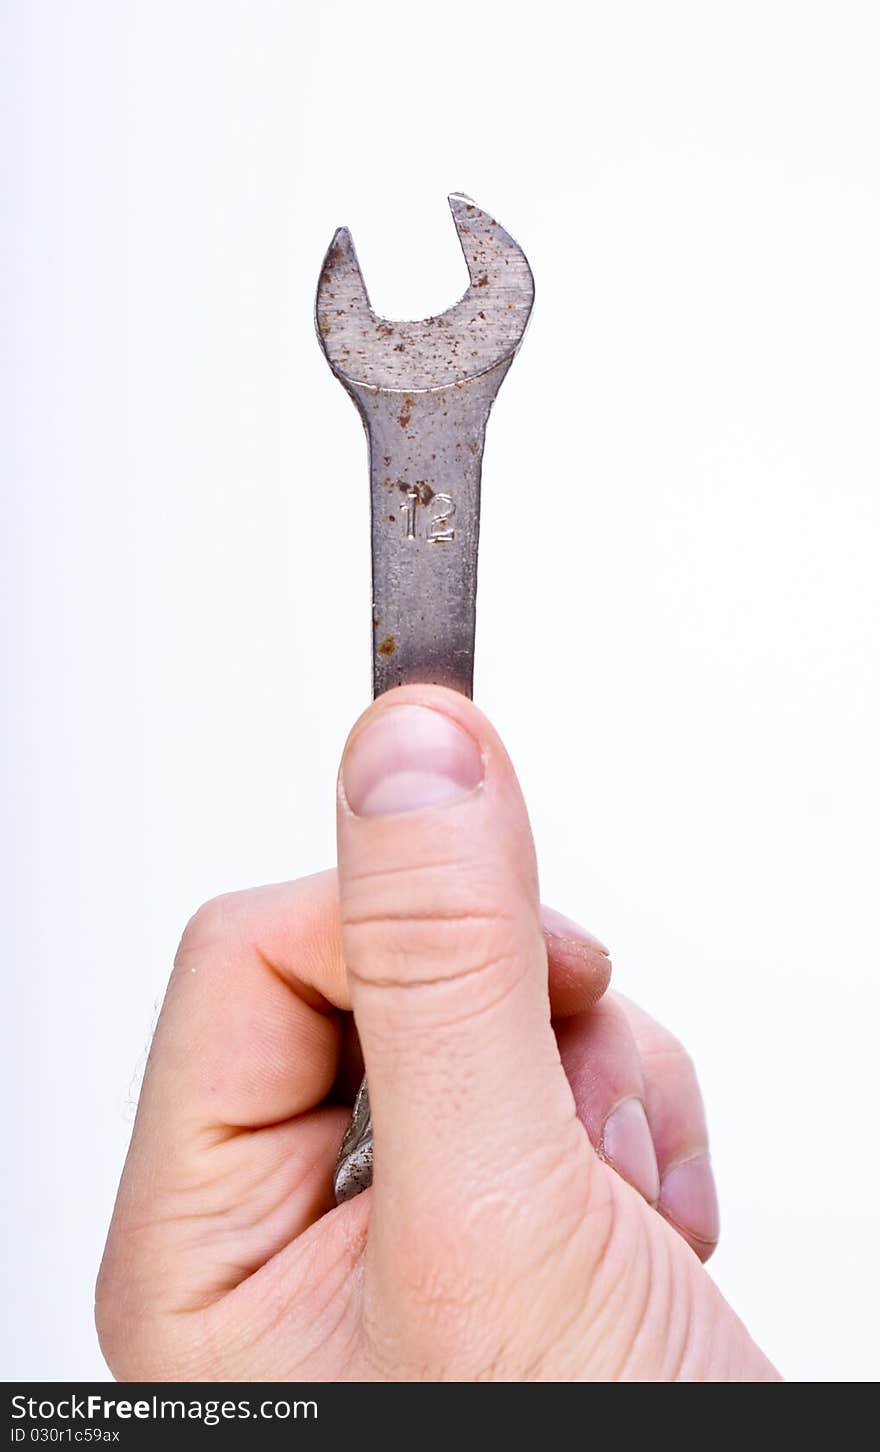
<box><xmin>315</xmin><ymin>193</ymin><xmax>534</xmax><ymax>392</ymax></box>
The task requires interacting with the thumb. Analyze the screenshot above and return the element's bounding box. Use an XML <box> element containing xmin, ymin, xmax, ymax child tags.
<box><xmin>336</xmin><ymin>686</ymin><xmax>587</xmax><ymax>1229</ymax></box>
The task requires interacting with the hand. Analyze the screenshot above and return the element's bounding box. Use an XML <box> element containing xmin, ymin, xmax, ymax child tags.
<box><xmin>96</xmin><ymin>687</ymin><xmax>778</xmax><ymax>1381</ymax></box>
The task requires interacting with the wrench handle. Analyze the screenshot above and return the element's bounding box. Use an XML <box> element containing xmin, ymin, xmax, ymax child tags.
<box><xmin>332</xmin><ymin>366</ymin><xmax>513</xmax><ymax>1205</ymax></box>
<box><xmin>364</xmin><ymin>383</ymin><xmax>498</xmax><ymax>699</ymax></box>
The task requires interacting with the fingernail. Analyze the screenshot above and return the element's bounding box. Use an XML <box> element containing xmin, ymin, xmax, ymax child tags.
<box><xmin>601</xmin><ymin>1098</ymin><xmax>660</xmax><ymax>1204</ymax></box>
<box><xmin>541</xmin><ymin>906</ymin><xmax>609</xmax><ymax>956</ymax></box>
<box><xmin>343</xmin><ymin>705</ymin><xmax>484</xmax><ymax>818</ymax></box>
<box><xmin>659</xmin><ymin>1154</ymin><xmax>720</xmax><ymax>1249</ymax></box>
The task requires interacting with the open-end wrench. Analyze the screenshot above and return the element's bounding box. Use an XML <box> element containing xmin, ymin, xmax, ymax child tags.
<box><xmin>315</xmin><ymin>193</ymin><xmax>534</xmax><ymax>1202</ymax></box>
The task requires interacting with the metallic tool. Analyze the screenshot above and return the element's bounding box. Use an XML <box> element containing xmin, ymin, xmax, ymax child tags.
<box><xmin>315</xmin><ymin>193</ymin><xmax>534</xmax><ymax>1202</ymax></box>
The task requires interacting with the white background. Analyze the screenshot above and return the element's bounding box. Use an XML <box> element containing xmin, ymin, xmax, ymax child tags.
<box><xmin>3</xmin><ymin>1</ymin><xmax>879</xmax><ymax>1381</ymax></box>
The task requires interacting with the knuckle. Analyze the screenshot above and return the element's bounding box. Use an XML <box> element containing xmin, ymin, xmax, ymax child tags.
<box><xmin>639</xmin><ymin>1025</ymin><xmax>698</xmax><ymax>1084</ymax></box>
<box><xmin>94</xmin><ymin>1256</ymin><xmax>161</xmax><ymax>1379</ymax></box>
<box><xmin>174</xmin><ymin>891</ymin><xmax>247</xmax><ymax>968</ymax></box>
<box><xmin>94</xmin><ymin>1264</ymin><xmax>120</xmax><ymax>1367</ymax></box>
<box><xmin>617</xmin><ymin>998</ymin><xmax>702</xmax><ymax>1091</ymax></box>
<box><xmin>343</xmin><ymin>904</ymin><xmax>525</xmax><ymax>998</ymax></box>
<box><xmin>677</xmin><ymin>1043</ymin><xmax>698</xmax><ymax>1084</ymax></box>
<box><xmin>340</xmin><ymin>864</ymin><xmax>527</xmax><ymax>997</ymax></box>
<box><xmin>664</xmin><ymin>1040</ymin><xmax>700</xmax><ymax>1093</ymax></box>
<box><xmin>95</xmin><ymin>1248</ymin><xmax>215</xmax><ymax>1380</ymax></box>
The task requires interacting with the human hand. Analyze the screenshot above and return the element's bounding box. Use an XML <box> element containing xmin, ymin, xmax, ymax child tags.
<box><xmin>96</xmin><ymin>687</ymin><xmax>778</xmax><ymax>1381</ymax></box>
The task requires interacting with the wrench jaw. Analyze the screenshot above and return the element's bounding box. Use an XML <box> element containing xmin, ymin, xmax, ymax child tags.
<box><xmin>332</xmin><ymin>1079</ymin><xmax>373</xmax><ymax>1204</ymax></box>
<box><xmin>445</xmin><ymin>191</ymin><xmax>535</xmax><ymax>356</ymax></box>
<box><xmin>315</xmin><ymin>195</ymin><xmax>534</xmax><ymax>392</ymax></box>
<box><xmin>315</xmin><ymin>225</ymin><xmax>372</xmax><ymax>361</ymax></box>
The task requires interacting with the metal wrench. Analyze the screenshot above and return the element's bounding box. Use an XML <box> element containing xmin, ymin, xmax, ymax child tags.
<box><xmin>315</xmin><ymin>193</ymin><xmax>534</xmax><ymax>1202</ymax></box>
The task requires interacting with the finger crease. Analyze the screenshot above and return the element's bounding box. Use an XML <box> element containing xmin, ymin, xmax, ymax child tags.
<box><xmin>346</xmin><ymin>950</ymin><xmax>523</xmax><ymax>994</ymax></box>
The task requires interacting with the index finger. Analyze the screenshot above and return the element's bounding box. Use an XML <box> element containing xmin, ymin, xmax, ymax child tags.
<box><xmin>146</xmin><ymin>869</ymin><xmax>349</xmax><ymax>1137</ymax></box>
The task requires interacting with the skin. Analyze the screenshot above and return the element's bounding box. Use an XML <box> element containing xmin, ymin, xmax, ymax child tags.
<box><xmin>96</xmin><ymin>686</ymin><xmax>779</xmax><ymax>1381</ymax></box>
